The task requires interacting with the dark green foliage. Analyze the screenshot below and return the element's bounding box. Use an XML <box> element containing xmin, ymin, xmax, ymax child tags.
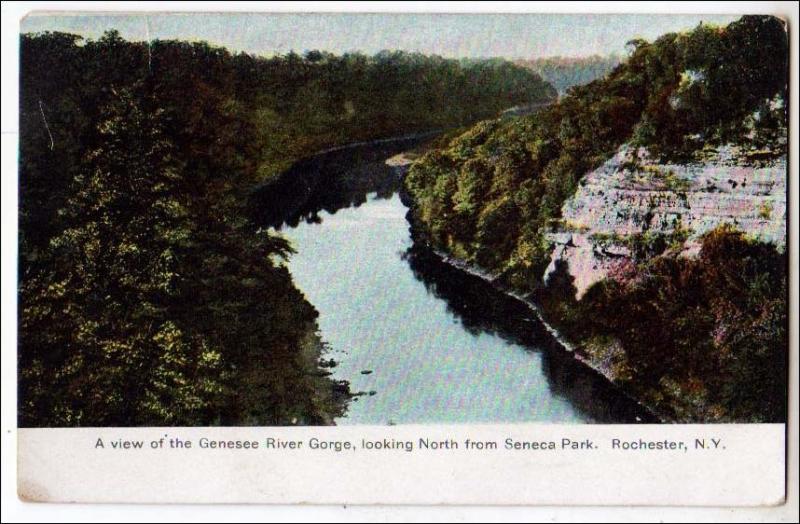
<box><xmin>406</xmin><ymin>15</ymin><xmax>788</xmax><ymax>288</ymax></box>
<box><xmin>19</xmin><ymin>54</ymin><xmax>340</xmax><ymax>426</ymax></box>
<box><xmin>230</xmin><ymin>48</ymin><xmax>556</xmax><ymax>179</ymax></box>
<box><xmin>635</xmin><ymin>15</ymin><xmax>789</xmax><ymax>156</ymax></box>
<box><xmin>556</xmin><ymin>228</ymin><xmax>787</xmax><ymax>422</ymax></box>
<box><xmin>405</xmin><ymin>16</ymin><xmax>788</xmax><ymax>422</ymax></box>
<box><xmin>19</xmin><ymin>31</ymin><xmax>552</xmax><ymax>426</ymax></box>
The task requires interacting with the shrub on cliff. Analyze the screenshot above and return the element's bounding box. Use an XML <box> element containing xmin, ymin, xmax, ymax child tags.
<box><xmin>545</xmin><ymin>227</ymin><xmax>787</xmax><ymax>422</ymax></box>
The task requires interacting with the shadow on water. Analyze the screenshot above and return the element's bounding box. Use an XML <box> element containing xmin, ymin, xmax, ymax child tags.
<box><xmin>402</xmin><ymin>244</ymin><xmax>658</xmax><ymax>423</ymax></box>
<box><xmin>251</xmin><ymin>137</ymin><xmax>658</xmax><ymax>424</ymax></box>
<box><xmin>251</xmin><ymin>135</ymin><xmax>432</xmax><ymax>229</ymax></box>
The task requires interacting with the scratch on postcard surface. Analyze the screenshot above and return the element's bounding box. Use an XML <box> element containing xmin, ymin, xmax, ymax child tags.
<box><xmin>38</xmin><ymin>100</ymin><xmax>53</xmax><ymax>151</ymax></box>
<box><xmin>144</xmin><ymin>14</ymin><xmax>152</xmax><ymax>73</ymax></box>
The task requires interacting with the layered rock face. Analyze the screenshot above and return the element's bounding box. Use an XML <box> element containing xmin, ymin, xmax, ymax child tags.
<box><xmin>544</xmin><ymin>145</ymin><xmax>787</xmax><ymax>297</ymax></box>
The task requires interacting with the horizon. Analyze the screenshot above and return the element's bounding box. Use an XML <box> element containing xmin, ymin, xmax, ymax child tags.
<box><xmin>21</xmin><ymin>12</ymin><xmax>741</xmax><ymax>60</ymax></box>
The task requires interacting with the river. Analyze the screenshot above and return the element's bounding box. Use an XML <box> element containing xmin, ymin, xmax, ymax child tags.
<box><xmin>256</xmin><ymin>138</ymin><xmax>654</xmax><ymax>425</ymax></box>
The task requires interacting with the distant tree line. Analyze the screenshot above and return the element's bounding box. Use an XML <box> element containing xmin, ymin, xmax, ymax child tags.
<box><xmin>516</xmin><ymin>55</ymin><xmax>622</xmax><ymax>95</ymax></box>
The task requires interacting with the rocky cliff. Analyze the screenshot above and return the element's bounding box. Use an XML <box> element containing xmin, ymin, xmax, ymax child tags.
<box><xmin>545</xmin><ymin>144</ymin><xmax>786</xmax><ymax>298</ymax></box>
<box><xmin>403</xmin><ymin>15</ymin><xmax>789</xmax><ymax>422</ymax></box>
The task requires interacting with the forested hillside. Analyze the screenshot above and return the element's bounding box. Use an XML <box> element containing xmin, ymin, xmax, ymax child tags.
<box><xmin>405</xmin><ymin>15</ymin><xmax>788</xmax><ymax>422</ymax></box>
<box><xmin>18</xmin><ymin>30</ymin><xmax>554</xmax><ymax>427</ymax></box>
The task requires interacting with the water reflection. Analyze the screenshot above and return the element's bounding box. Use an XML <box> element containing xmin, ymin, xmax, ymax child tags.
<box><xmin>256</xmin><ymin>138</ymin><xmax>656</xmax><ymax>424</ymax></box>
<box><xmin>403</xmin><ymin>244</ymin><xmax>656</xmax><ymax>423</ymax></box>
<box><xmin>251</xmin><ymin>135</ymin><xmax>427</xmax><ymax>229</ymax></box>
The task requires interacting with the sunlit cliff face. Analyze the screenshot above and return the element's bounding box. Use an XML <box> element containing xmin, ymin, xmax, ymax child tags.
<box><xmin>545</xmin><ymin>144</ymin><xmax>787</xmax><ymax>298</ymax></box>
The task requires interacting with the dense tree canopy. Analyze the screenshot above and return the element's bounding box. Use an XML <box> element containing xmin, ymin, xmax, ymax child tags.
<box><xmin>405</xmin><ymin>15</ymin><xmax>788</xmax><ymax>422</ymax></box>
<box><xmin>18</xmin><ymin>30</ymin><xmax>554</xmax><ymax>426</ymax></box>
<box><xmin>406</xmin><ymin>15</ymin><xmax>788</xmax><ymax>289</ymax></box>
<box><xmin>539</xmin><ymin>227</ymin><xmax>787</xmax><ymax>421</ymax></box>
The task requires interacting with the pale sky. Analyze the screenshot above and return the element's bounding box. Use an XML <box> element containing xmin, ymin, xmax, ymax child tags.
<box><xmin>21</xmin><ymin>12</ymin><xmax>741</xmax><ymax>59</ymax></box>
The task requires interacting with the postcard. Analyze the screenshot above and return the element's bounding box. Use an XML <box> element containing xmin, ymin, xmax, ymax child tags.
<box><xmin>10</xmin><ymin>7</ymin><xmax>794</xmax><ymax>509</ymax></box>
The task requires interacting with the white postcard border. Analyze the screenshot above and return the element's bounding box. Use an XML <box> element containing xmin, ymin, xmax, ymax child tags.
<box><xmin>2</xmin><ymin>1</ymin><xmax>798</xmax><ymax>522</ymax></box>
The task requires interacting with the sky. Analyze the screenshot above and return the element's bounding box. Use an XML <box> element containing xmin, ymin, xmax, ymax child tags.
<box><xmin>20</xmin><ymin>12</ymin><xmax>741</xmax><ymax>59</ymax></box>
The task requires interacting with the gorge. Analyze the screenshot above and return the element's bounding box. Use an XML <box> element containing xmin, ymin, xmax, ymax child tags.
<box><xmin>17</xmin><ymin>15</ymin><xmax>788</xmax><ymax>426</ymax></box>
<box><xmin>256</xmin><ymin>140</ymin><xmax>656</xmax><ymax>424</ymax></box>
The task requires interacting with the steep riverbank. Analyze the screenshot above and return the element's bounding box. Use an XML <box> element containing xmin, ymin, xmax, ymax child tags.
<box><xmin>397</xmin><ymin>16</ymin><xmax>788</xmax><ymax>423</ymax></box>
<box><xmin>258</xmin><ymin>139</ymin><xmax>657</xmax><ymax>424</ymax></box>
<box><xmin>535</xmin><ymin>145</ymin><xmax>787</xmax><ymax>423</ymax></box>
<box><xmin>391</xmin><ymin>155</ymin><xmax>664</xmax><ymax>422</ymax></box>
<box><xmin>397</xmin><ymin>138</ymin><xmax>787</xmax><ymax>422</ymax></box>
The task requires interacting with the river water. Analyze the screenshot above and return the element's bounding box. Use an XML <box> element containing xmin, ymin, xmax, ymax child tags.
<box><xmin>260</xmin><ymin>138</ymin><xmax>652</xmax><ymax>425</ymax></box>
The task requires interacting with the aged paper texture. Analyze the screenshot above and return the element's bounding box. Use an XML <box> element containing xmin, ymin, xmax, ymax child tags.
<box><xmin>6</xmin><ymin>4</ymin><xmax>796</xmax><ymax>514</ymax></box>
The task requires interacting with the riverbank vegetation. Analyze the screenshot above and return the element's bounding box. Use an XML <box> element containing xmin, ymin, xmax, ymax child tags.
<box><xmin>405</xmin><ymin>15</ymin><xmax>788</xmax><ymax>421</ymax></box>
<box><xmin>18</xmin><ymin>30</ymin><xmax>554</xmax><ymax>426</ymax></box>
<box><xmin>539</xmin><ymin>227</ymin><xmax>786</xmax><ymax>421</ymax></box>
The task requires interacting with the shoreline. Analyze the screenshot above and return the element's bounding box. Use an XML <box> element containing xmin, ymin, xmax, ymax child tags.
<box><xmin>249</xmin><ymin>130</ymin><xmax>444</xmax><ymax>194</ymax></box>
<box><xmin>395</xmin><ymin>169</ymin><xmax>669</xmax><ymax>424</ymax></box>
<box><xmin>257</xmin><ymin>131</ymin><xmax>668</xmax><ymax>424</ymax></box>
